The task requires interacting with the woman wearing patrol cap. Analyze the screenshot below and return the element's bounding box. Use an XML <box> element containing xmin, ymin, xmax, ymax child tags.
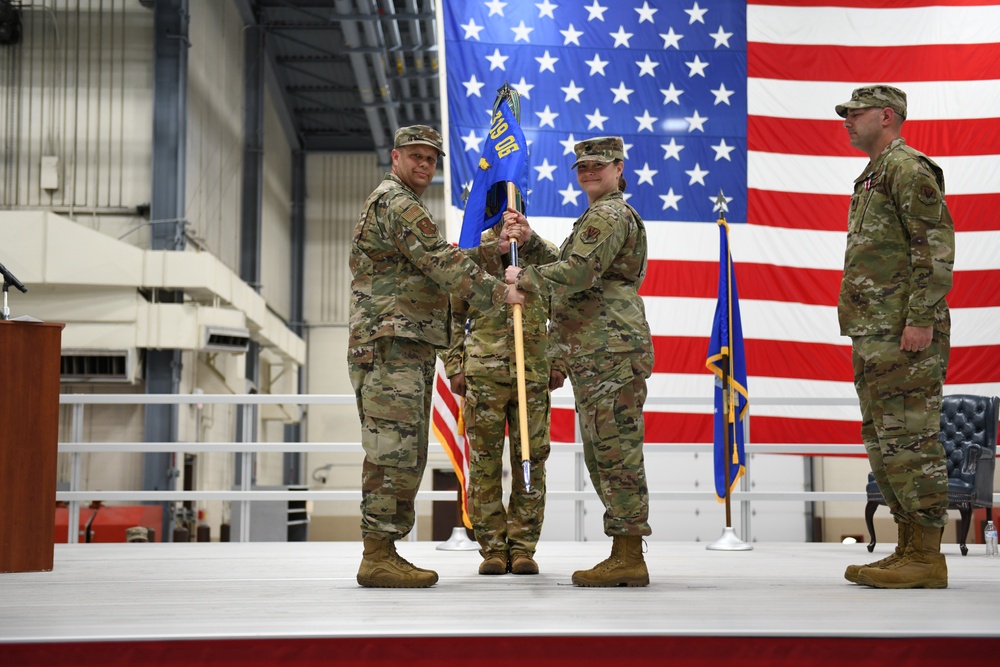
<box><xmin>504</xmin><ymin>136</ymin><xmax>653</xmax><ymax>587</ymax></box>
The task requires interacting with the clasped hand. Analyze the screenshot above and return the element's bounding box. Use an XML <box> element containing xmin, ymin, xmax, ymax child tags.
<box><xmin>499</xmin><ymin>209</ymin><xmax>532</xmax><ymax>254</ymax></box>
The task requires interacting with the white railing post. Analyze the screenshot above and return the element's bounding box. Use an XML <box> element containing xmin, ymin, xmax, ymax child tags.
<box><xmin>238</xmin><ymin>401</ymin><xmax>254</xmax><ymax>543</ymax></box>
<box><xmin>573</xmin><ymin>413</ymin><xmax>586</xmax><ymax>542</ymax></box>
<box><xmin>741</xmin><ymin>411</ymin><xmax>752</xmax><ymax>543</ymax></box>
<box><xmin>67</xmin><ymin>402</ymin><xmax>85</xmax><ymax>545</ymax></box>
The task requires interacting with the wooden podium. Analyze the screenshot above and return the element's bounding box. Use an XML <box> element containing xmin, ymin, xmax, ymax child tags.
<box><xmin>0</xmin><ymin>320</ymin><xmax>64</xmax><ymax>573</ymax></box>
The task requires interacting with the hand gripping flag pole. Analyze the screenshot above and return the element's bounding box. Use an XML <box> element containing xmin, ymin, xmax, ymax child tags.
<box><xmin>706</xmin><ymin>190</ymin><xmax>752</xmax><ymax>552</ymax></box>
<box><xmin>459</xmin><ymin>82</ymin><xmax>532</xmax><ymax>491</ymax></box>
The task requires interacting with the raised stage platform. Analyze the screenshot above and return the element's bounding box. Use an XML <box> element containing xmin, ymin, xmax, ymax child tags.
<box><xmin>2</xmin><ymin>541</ymin><xmax>998</xmax><ymax>666</ymax></box>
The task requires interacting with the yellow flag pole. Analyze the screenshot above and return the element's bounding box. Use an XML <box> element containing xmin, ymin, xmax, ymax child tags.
<box><xmin>507</xmin><ymin>181</ymin><xmax>532</xmax><ymax>492</ymax></box>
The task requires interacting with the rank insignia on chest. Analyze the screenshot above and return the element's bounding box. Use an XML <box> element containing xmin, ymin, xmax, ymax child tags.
<box><xmin>582</xmin><ymin>225</ymin><xmax>602</xmax><ymax>244</ymax></box>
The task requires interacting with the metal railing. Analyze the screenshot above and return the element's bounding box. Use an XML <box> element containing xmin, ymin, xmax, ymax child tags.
<box><xmin>60</xmin><ymin>393</ymin><xmax>991</xmax><ymax>544</ymax></box>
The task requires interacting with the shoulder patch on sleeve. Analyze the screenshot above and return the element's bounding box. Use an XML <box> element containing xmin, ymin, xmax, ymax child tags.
<box><xmin>417</xmin><ymin>218</ymin><xmax>437</xmax><ymax>236</ymax></box>
<box><xmin>582</xmin><ymin>225</ymin><xmax>602</xmax><ymax>244</ymax></box>
<box><xmin>918</xmin><ymin>185</ymin><xmax>938</xmax><ymax>206</ymax></box>
<box><xmin>401</xmin><ymin>203</ymin><xmax>437</xmax><ymax>236</ymax></box>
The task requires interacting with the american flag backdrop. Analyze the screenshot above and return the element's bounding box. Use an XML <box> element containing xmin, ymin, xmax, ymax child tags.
<box><xmin>438</xmin><ymin>0</ymin><xmax>1000</xmax><ymax>447</ymax></box>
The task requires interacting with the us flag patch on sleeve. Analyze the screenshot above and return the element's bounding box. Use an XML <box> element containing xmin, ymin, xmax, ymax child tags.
<box><xmin>402</xmin><ymin>204</ymin><xmax>437</xmax><ymax>236</ymax></box>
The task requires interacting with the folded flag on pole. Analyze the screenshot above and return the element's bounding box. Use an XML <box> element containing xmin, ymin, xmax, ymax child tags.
<box><xmin>431</xmin><ymin>359</ymin><xmax>472</xmax><ymax>529</ymax></box>
<box><xmin>706</xmin><ymin>219</ymin><xmax>749</xmax><ymax>501</ymax></box>
<box><xmin>459</xmin><ymin>99</ymin><xmax>529</xmax><ymax>249</ymax></box>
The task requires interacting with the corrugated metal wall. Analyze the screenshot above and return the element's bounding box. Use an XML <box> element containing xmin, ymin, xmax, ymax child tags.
<box><xmin>260</xmin><ymin>92</ymin><xmax>292</xmax><ymax>321</ymax></box>
<box><xmin>1</xmin><ymin>0</ymin><xmax>294</xmax><ymax>306</ymax></box>
<box><xmin>304</xmin><ymin>152</ymin><xmax>446</xmax><ymax>326</ymax></box>
<box><xmin>0</xmin><ymin>0</ymin><xmax>153</xmax><ymax>210</ymax></box>
<box><xmin>185</xmin><ymin>0</ymin><xmax>244</xmax><ymax>270</ymax></box>
<box><xmin>6</xmin><ymin>1</ymin><xmax>299</xmax><ymax>520</ymax></box>
<box><xmin>305</xmin><ymin>152</ymin><xmax>375</xmax><ymax>326</ymax></box>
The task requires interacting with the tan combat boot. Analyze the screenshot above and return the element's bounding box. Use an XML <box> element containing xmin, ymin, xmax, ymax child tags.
<box><xmin>357</xmin><ymin>537</ymin><xmax>439</xmax><ymax>588</ymax></box>
<box><xmin>478</xmin><ymin>552</ymin><xmax>508</xmax><ymax>575</ymax></box>
<box><xmin>510</xmin><ymin>552</ymin><xmax>539</xmax><ymax>575</ymax></box>
<box><xmin>845</xmin><ymin>521</ymin><xmax>911</xmax><ymax>584</ymax></box>
<box><xmin>571</xmin><ymin>535</ymin><xmax>649</xmax><ymax>587</ymax></box>
<box><xmin>856</xmin><ymin>524</ymin><xmax>947</xmax><ymax>589</ymax></box>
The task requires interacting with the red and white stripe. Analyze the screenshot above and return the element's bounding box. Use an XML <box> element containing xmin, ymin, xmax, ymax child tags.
<box><xmin>430</xmin><ymin>359</ymin><xmax>473</xmax><ymax>528</ymax></box>
<box><xmin>532</xmin><ymin>1</ymin><xmax>1000</xmax><ymax>445</ymax></box>
<box><xmin>739</xmin><ymin>0</ymin><xmax>1000</xmax><ymax>445</ymax></box>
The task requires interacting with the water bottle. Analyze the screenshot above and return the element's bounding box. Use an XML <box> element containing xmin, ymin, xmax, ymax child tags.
<box><xmin>986</xmin><ymin>521</ymin><xmax>998</xmax><ymax>557</ymax></box>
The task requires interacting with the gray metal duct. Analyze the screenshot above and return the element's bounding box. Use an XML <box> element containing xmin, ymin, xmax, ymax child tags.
<box><xmin>378</xmin><ymin>0</ymin><xmax>414</xmax><ymax>123</ymax></box>
<box><xmin>406</xmin><ymin>0</ymin><xmax>433</xmax><ymax>120</ymax></box>
<box><xmin>355</xmin><ymin>0</ymin><xmax>400</xmax><ymax>163</ymax></box>
<box><xmin>334</xmin><ymin>0</ymin><xmax>390</xmax><ymax>165</ymax></box>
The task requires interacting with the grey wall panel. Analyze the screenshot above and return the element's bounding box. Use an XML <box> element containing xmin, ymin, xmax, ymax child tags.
<box><xmin>305</xmin><ymin>152</ymin><xmax>376</xmax><ymax>327</ymax></box>
<box><xmin>185</xmin><ymin>0</ymin><xmax>245</xmax><ymax>270</ymax></box>
<box><xmin>0</xmin><ymin>0</ymin><xmax>154</xmax><ymax>210</ymax></box>
<box><xmin>304</xmin><ymin>151</ymin><xmax>447</xmax><ymax>327</ymax></box>
<box><xmin>261</xmin><ymin>90</ymin><xmax>293</xmax><ymax>322</ymax></box>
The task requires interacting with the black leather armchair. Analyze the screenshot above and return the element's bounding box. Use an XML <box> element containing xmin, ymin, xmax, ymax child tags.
<box><xmin>864</xmin><ymin>394</ymin><xmax>999</xmax><ymax>556</ymax></box>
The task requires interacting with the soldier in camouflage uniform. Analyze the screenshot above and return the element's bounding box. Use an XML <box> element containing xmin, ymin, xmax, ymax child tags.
<box><xmin>835</xmin><ymin>86</ymin><xmax>955</xmax><ymax>589</ymax></box>
<box><xmin>443</xmin><ymin>217</ymin><xmax>560</xmax><ymax>576</ymax></box>
<box><xmin>505</xmin><ymin>136</ymin><xmax>653</xmax><ymax>587</ymax></box>
<box><xmin>348</xmin><ymin>125</ymin><xmax>525</xmax><ymax>588</ymax></box>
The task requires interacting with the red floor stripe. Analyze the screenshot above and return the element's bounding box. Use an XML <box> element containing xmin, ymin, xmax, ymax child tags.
<box><xmin>5</xmin><ymin>636</ymin><xmax>1000</xmax><ymax>667</ymax></box>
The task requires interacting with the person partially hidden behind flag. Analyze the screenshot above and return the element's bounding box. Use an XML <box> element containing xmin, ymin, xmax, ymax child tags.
<box><xmin>504</xmin><ymin>136</ymin><xmax>653</xmax><ymax>587</ymax></box>
<box><xmin>836</xmin><ymin>85</ymin><xmax>955</xmax><ymax>588</ymax></box>
<box><xmin>348</xmin><ymin>125</ymin><xmax>525</xmax><ymax>588</ymax></box>
<box><xmin>443</xmin><ymin>215</ymin><xmax>560</xmax><ymax>576</ymax></box>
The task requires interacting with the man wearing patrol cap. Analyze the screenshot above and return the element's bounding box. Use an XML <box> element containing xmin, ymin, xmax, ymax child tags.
<box><xmin>835</xmin><ymin>84</ymin><xmax>908</xmax><ymax>121</ymax></box>
<box><xmin>836</xmin><ymin>87</ymin><xmax>955</xmax><ymax>589</ymax></box>
<box><xmin>504</xmin><ymin>135</ymin><xmax>654</xmax><ymax>587</ymax></box>
<box><xmin>348</xmin><ymin>124</ymin><xmax>525</xmax><ymax>588</ymax></box>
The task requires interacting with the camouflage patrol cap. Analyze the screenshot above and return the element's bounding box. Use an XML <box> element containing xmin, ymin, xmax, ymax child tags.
<box><xmin>571</xmin><ymin>136</ymin><xmax>625</xmax><ymax>169</ymax></box>
<box><xmin>126</xmin><ymin>526</ymin><xmax>150</xmax><ymax>543</ymax></box>
<box><xmin>394</xmin><ymin>125</ymin><xmax>446</xmax><ymax>156</ymax></box>
<box><xmin>835</xmin><ymin>85</ymin><xmax>907</xmax><ymax>120</ymax></box>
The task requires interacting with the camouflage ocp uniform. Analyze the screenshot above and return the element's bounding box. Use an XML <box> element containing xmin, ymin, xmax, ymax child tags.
<box><xmin>349</xmin><ymin>168</ymin><xmax>510</xmax><ymax>542</ymax></box>
<box><xmin>443</xmin><ymin>226</ymin><xmax>559</xmax><ymax>559</ymax></box>
<box><xmin>513</xmin><ymin>182</ymin><xmax>653</xmax><ymax>538</ymax></box>
<box><xmin>838</xmin><ymin>134</ymin><xmax>955</xmax><ymax>528</ymax></box>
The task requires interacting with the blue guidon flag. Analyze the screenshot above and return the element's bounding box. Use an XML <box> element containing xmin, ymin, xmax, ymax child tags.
<box><xmin>459</xmin><ymin>99</ymin><xmax>529</xmax><ymax>248</ymax></box>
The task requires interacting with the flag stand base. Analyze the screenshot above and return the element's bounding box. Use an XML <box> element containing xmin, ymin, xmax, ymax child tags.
<box><xmin>436</xmin><ymin>526</ymin><xmax>479</xmax><ymax>551</ymax></box>
<box><xmin>706</xmin><ymin>526</ymin><xmax>753</xmax><ymax>551</ymax></box>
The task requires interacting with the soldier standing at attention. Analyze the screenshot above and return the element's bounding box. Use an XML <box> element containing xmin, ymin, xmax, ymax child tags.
<box><xmin>348</xmin><ymin>126</ymin><xmax>525</xmax><ymax>588</ymax></box>
<box><xmin>504</xmin><ymin>136</ymin><xmax>653</xmax><ymax>587</ymax></box>
<box><xmin>443</xmin><ymin>216</ymin><xmax>560</xmax><ymax>576</ymax></box>
<box><xmin>836</xmin><ymin>86</ymin><xmax>955</xmax><ymax>589</ymax></box>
